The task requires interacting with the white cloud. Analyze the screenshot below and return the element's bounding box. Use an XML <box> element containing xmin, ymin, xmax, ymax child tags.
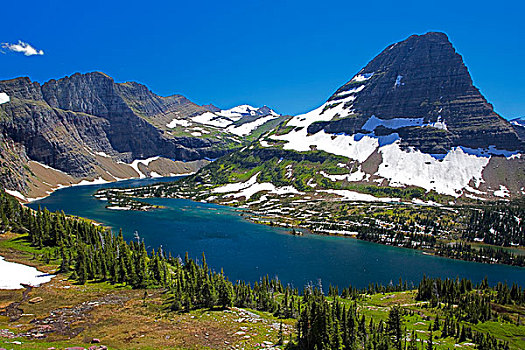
<box><xmin>1</xmin><ymin>40</ymin><xmax>44</xmax><ymax>56</ymax></box>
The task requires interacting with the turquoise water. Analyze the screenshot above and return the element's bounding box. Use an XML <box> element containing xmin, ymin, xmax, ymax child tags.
<box><xmin>28</xmin><ymin>177</ymin><xmax>525</xmax><ymax>289</ymax></box>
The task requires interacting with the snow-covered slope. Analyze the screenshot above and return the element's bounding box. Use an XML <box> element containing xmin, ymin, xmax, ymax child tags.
<box><xmin>510</xmin><ymin>117</ymin><xmax>525</xmax><ymax>127</ymax></box>
<box><xmin>166</xmin><ymin>104</ymin><xmax>283</xmax><ymax>137</ymax></box>
<box><xmin>215</xmin><ymin>104</ymin><xmax>279</xmax><ymax>121</ymax></box>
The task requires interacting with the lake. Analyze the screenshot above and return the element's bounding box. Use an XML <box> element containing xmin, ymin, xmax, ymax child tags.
<box><xmin>28</xmin><ymin>177</ymin><xmax>525</xmax><ymax>290</ymax></box>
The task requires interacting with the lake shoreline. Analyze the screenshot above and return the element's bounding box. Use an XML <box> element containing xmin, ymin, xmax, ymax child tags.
<box><xmin>27</xmin><ymin>178</ymin><xmax>525</xmax><ymax>289</ymax></box>
<box><xmin>98</xmin><ymin>187</ymin><xmax>525</xmax><ymax>270</ymax></box>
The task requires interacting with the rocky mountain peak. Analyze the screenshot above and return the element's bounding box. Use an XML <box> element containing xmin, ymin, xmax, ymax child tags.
<box><xmin>310</xmin><ymin>32</ymin><xmax>523</xmax><ymax>153</ymax></box>
<box><xmin>256</xmin><ymin>105</ymin><xmax>279</xmax><ymax>116</ymax></box>
<box><xmin>0</xmin><ymin>77</ymin><xmax>43</xmax><ymax>101</ymax></box>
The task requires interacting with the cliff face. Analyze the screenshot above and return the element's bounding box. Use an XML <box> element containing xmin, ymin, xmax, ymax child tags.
<box><xmin>40</xmin><ymin>72</ymin><xmax>222</xmax><ymax>161</ymax></box>
<box><xmin>0</xmin><ymin>73</ymin><xmax>232</xmax><ymax>195</ymax></box>
<box><xmin>312</xmin><ymin>32</ymin><xmax>523</xmax><ymax>154</ymax></box>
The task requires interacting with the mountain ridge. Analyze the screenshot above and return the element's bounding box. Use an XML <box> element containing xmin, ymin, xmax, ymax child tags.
<box><xmin>0</xmin><ymin>72</ymin><xmax>285</xmax><ymax>199</ymax></box>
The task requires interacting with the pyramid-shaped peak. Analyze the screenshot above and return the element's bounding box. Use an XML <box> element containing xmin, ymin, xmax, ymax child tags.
<box><xmin>319</xmin><ymin>32</ymin><xmax>524</xmax><ymax>152</ymax></box>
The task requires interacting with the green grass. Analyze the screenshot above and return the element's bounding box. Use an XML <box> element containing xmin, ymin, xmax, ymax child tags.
<box><xmin>472</xmin><ymin>321</ymin><xmax>525</xmax><ymax>349</ymax></box>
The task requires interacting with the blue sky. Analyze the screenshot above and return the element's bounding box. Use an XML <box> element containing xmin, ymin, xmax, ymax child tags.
<box><xmin>1</xmin><ymin>0</ymin><xmax>523</xmax><ymax>118</ymax></box>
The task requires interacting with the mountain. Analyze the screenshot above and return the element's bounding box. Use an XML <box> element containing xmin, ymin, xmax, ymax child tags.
<box><xmin>510</xmin><ymin>117</ymin><xmax>525</xmax><ymax>141</ymax></box>
<box><xmin>511</xmin><ymin>117</ymin><xmax>525</xmax><ymax>127</ymax></box>
<box><xmin>185</xmin><ymin>32</ymin><xmax>525</xmax><ymax>201</ymax></box>
<box><xmin>188</xmin><ymin>104</ymin><xmax>282</xmax><ymax>136</ymax></box>
<box><xmin>0</xmin><ymin>72</ymin><xmax>285</xmax><ymax>199</ymax></box>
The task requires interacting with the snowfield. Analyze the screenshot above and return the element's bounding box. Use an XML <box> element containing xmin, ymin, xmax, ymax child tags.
<box><xmin>166</xmin><ymin>118</ymin><xmax>191</xmax><ymax>128</ymax></box>
<box><xmin>188</xmin><ymin>106</ymin><xmax>280</xmax><ymax>134</ymax></box>
<box><xmin>377</xmin><ymin>142</ymin><xmax>490</xmax><ymax>197</ymax></box>
<box><xmin>129</xmin><ymin>156</ymin><xmax>160</xmax><ymax>178</ymax></box>
<box><xmin>318</xmin><ymin>189</ymin><xmax>399</xmax><ymax>202</ymax></box>
<box><xmin>0</xmin><ymin>92</ymin><xmax>10</xmax><ymax>105</ymax></box>
<box><xmin>192</xmin><ymin>112</ymin><xmax>233</xmax><ymax>128</ymax></box>
<box><xmin>268</xmin><ymin>87</ymin><xmax>524</xmax><ymax>197</ymax></box>
<box><xmin>216</xmin><ymin>105</ymin><xmax>279</xmax><ymax>121</ymax></box>
<box><xmin>212</xmin><ymin>173</ymin><xmax>301</xmax><ymax>199</ymax></box>
<box><xmin>284</xmin><ymin>84</ymin><xmax>359</xmax><ymax>129</ymax></box>
<box><xmin>0</xmin><ymin>256</ymin><xmax>54</xmax><ymax>289</ymax></box>
<box><xmin>272</xmin><ymin>128</ymin><xmax>388</xmax><ymax>163</ymax></box>
<box><xmin>226</xmin><ymin>115</ymin><xmax>278</xmax><ymax>136</ymax></box>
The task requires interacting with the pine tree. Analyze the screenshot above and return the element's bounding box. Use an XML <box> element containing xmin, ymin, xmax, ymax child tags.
<box><xmin>427</xmin><ymin>329</ymin><xmax>433</xmax><ymax>350</ymax></box>
<box><xmin>76</xmin><ymin>246</ymin><xmax>88</xmax><ymax>284</ymax></box>
<box><xmin>387</xmin><ymin>305</ymin><xmax>403</xmax><ymax>350</ymax></box>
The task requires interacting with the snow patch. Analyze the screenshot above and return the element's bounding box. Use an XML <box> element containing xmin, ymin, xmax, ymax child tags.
<box><xmin>411</xmin><ymin>198</ymin><xmax>442</xmax><ymax>206</ymax></box>
<box><xmin>192</xmin><ymin>112</ymin><xmax>232</xmax><ymax>128</ymax></box>
<box><xmin>233</xmin><ymin>182</ymin><xmax>301</xmax><ymax>199</ymax></box>
<box><xmin>320</xmin><ymin>167</ymin><xmax>369</xmax><ymax>182</ymax></box>
<box><xmin>76</xmin><ymin>177</ymin><xmax>110</xmax><ymax>186</ymax></box>
<box><xmin>29</xmin><ymin>160</ymin><xmax>68</xmax><ymax>175</ymax></box>
<box><xmin>5</xmin><ymin>189</ymin><xmax>27</xmax><ymax>201</ymax></box>
<box><xmin>427</xmin><ymin>116</ymin><xmax>448</xmax><ymax>130</ymax></box>
<box><xmin>216</xmin><ymin>105</ymin><xmax>279</xmax><ymax>120</ymax></box>
<box><xmin>362</xmin><ymin>115</ymin><xmax>449</xmax><ymax>132</ymax></box>
<box><xmin>0</xmin><ymin>256</ymin><xmax>54</xmax><ymax>289</ymax></box>
<box><xmin>286</xmin><ymin>105</ymin><xmax>336</xmax><ymax>128</ymax></box>
<box><xmin>351</xmin><ymin>73</ymin><xmax>374</xmax><ymax>82</ymax></box>
<box><xmin>394</xmin><ymin>75</ymin><xmax>404</xmax><ymax>87</ymax></box>
<box><xmin>459</xmin><ymin>146</ymin><xmax>521</xmax><ymax>159</ymax></box>
<box><xmin>0</xmin><ymin>93</ymin><xmax>10</xmax><ymax>105</ymax></box>
<box><xmin>129</xmin><ymin>156</ymin><xmax>160</xmax><ymax>179</ymax></box>
<box><xmin>213</xmin><ymin>173</ymin><xmax>260</xmax><ymax>194</ymax></box>
<box><xmin>362</xmin><ymin>115</ymin><xmax>424</xmax><ymax>132</ymax></box>
<box><xmin>334</xmin><ymin>85</ymin><xmax>365</xmax><ymax>98</ymax></box>
<box><xmin>166</xmin><ymin>118</ymin><xmax>191</xmax><ymax>128</ymax></box>
<box><xmin>493</xmin><ymin>185</ymin><xmax>510</xmax><ymax>198</ymax></box>
<box><xmin>226</xmin><ymin>115</ymin><xmax>278</xmax><ymax>136</ymax></box>
<box><xmin>285</xmin><ymin>87</ymin><xmax>358</xmax><ymax>129</ymax></box>
<box><xmin>212</xmin><ymin>173</ymin><xmax>301</xmax><ymax>199</ymax></box>
<box><xmin>106</xmin><ymin>206</ymin><xmax>132</xmax><ymax>210</ymax></box>
<box><xmin>94</xmin><ymin>151</ymin><xmax>111</xmax><ymax>158</ymax></box>
<box><xmin>318</xmin><ymin>189</ymin><xmax>399</xmax><ymax>203</ymax></box>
